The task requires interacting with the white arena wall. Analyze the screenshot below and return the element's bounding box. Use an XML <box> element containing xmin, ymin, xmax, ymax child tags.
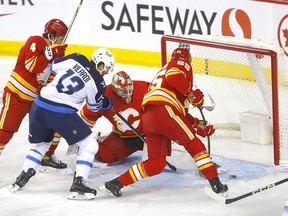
<box><xmin>0</xmin><ymin>0</ymin><xmax>287</xmax><ymax>66</ymax></box>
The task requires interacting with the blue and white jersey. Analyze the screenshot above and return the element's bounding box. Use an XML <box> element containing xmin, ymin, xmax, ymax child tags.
<box><xmin>36</xmin><ymin>53</ymin><xmax>106</xmax><ymax>113</ymax></box>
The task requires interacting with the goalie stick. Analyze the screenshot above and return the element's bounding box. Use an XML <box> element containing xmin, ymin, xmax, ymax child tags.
<box><xmin>204</xmin><ymin>177</ymin><xmax>288</xmax><ymax>204</ymax></box>
<box><xmin>111</xmin><ymin>107</ymin><xmax>145</xmax><ymax>143</ymax></box>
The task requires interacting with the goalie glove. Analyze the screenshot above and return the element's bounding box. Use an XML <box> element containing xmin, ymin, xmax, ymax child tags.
<box><xmin>188</xmin><ymin>89</ymin><xmax>204</xmax><ymax>108</ymax></box>
<box><xmin>193</xmin><ymin>119</ymin><xmax>215</xmax><ymax>138</ymax></box>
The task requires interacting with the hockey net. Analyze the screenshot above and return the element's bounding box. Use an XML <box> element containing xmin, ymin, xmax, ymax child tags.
<box><xmin>161</xmin><ymin>35</ymin><xmax>288</xmax><ymax>166</ymax></box>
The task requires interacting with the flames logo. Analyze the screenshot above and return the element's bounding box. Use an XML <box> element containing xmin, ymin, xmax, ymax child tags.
<box><xmin>278</xmin><ymin>15</ymin><xmax>288</xmax><ymax>56</ymax></box>
<box><xmin>222</xmin><ymin>8</ymin><xmax>252</xmax><ymax>39</ymax></box>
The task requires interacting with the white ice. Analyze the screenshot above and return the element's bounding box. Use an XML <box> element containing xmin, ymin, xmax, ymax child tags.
<box><xmin>1</xmin><ymin>56</ymin><xmax>288</xmax><ymax>216</ymax></box>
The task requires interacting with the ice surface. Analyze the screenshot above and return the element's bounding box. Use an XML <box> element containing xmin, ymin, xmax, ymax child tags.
<box><xmin>0</xmin><ymin>56</ymin><xmax>288</xmax><ymax>216</ymax></box>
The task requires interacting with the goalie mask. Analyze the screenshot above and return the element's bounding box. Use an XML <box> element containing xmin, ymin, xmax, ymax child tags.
<box><xmin>112</xmin><ymin>71</ymin><xmax>134</xmax><ymax>104</ymax></box>
<box><xmin>171</xmin><ymin>48</ymin><xmax>192</xmax><ymax>64</ymax></box>
<box><xmin>91</xmin><ymin>48</ymin><xmax>115</xmax><ymax>76</ymax></box>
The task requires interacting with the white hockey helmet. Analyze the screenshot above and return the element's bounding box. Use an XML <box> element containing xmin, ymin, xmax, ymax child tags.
<box><xmin>91</xmin><ymin>48</ymin><xmax>115</xmax><ymax>76</ymax></box>
<box><xmin>112</xmin><ymin>71</ymin><xmax>134</xmax><ymax>104</ymax></box>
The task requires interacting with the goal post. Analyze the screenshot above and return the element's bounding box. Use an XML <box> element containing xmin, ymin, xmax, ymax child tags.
<box><xmin>161</xmin><ymin>34</ymin><xmax>288</xmax><ymax>165</ymax></box>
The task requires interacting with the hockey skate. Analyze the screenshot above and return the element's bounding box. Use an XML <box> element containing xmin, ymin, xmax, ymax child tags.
<box><xmin>40</xmin><ymin>151</ymin><xmax>67</xmax><ymax>170</ymax></box>
<box><xmin>208</xmin><ymin>177</ymin><xmax>228</xmax><ymax>194</ymax></box>
<box><xmin>67</xmin><ymin>176</ymin><xmax>97</xmax><ymax>200</ymax></box>
<box><xmin>9</xmin><ymin>168</ymin><xmax>36</xmax><ymax>192</ymax></box>
<box><xmin>99</xmin><ymin>178</ymin><xmax>123</xmax><ymax>197</ymax></box>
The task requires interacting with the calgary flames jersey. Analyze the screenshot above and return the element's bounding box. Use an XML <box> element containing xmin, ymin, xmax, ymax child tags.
<box><xmin>81</xmin><ymin>80</ymin><xmax>150</xmax><ymax>138</ymax></box>
<box><xmin>5</xmin><ymin>36</ymin><xmax>50</xmax><ymax>103</ymax></box>
<box><xmin>142</xmin><ymin>60</ymin><xmax>193</xmax><ymax>116</ymax></box>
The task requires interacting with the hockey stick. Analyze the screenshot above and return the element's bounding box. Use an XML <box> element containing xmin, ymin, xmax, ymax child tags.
<box><xmin>198</xmin><ymin>94</ymin><xmax>223</xmax><ymax>172</ymax></box>
<box><xmin>189</xmin><ymin>86</ymin><xmax>215</xmax><ymax>112</ymax></box>
<box><xmin>111</xmin><ymin>107</ymin><xmax>177</xmax><ymax>172</ymax></box>
<box><xmin>199</xmin><ymin>107</ymin><xmax>211</xmax><ymax>154</ymax></box>
<box><xmin>62</xmin><ymin>0</ymin><xmax>84</xmax><ymax>43</ymax></box>
<box><xmin>202</xmin><ymin>93</ymin><xmax>215</xmax><ymax>112</ymax></box>
<box><xmin>39</xmin><ymin>0</ymin><xmax>84</xmax><ymax>84</ymax></box>
<box><xmin>204</xmin><ymin>177</ymin><xmax>288</xmax><ymax>204</ymax></box>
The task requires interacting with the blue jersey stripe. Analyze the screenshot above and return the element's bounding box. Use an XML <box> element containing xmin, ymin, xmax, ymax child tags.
<box><xmin>76</xmin><ymin>160</ymin><xmax>93</xmax><ymax>168</ymax></box>
<box><xmin>35</xmin><ymin>96</ymin><xmax>77</xmax><ymax>114</ymax></box>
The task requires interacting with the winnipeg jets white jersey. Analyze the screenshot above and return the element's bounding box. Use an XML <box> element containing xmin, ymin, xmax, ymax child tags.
<box><xmin>37</xmin><ymin>53</ymin><xmax>106</xmax><ymax>113</ymax></box>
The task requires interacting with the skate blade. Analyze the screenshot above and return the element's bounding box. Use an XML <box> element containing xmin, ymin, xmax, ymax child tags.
<box><xmin>67</xmin><ymin>192</ymin><xmax>96</xmax><ymax>200</ymax></box>
<box><xmin>98</xmin><ymin>186</ymin><xmax>115</xmax><ymax>197</ymax></box>
<box><xmin>39</xmin><ymin>166</ymin><xmax>72</xmax><ymax>174</ymax></box>
<box><xmin>204</xmin><ymin>186</ymin><xmax>228</xmax><ymax>204</ymax></box>
<box><xmin>217</xmin><ymin>167</ymin><xmax>227</xmax><ymax>174</ymax></box>
<box><xmin>7</xmin><ymin>183</ymin><xmax>20</xmax><ymax>193</ymax></box>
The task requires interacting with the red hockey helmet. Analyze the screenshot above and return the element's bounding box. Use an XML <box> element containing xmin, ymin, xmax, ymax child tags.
<box><xmin>44</xmin><ymin>19</ymin><xmax>68</xmax><ymax>37</ymax></box>
<box><xmin>112</xmin><ymin>71</ymin><xmax>134</xmax><ymax>104</ymax></box>
<box><xmin>171</xmin><ymin>48</ymin><xmax>192</xmax><ymax>64</ymax></box>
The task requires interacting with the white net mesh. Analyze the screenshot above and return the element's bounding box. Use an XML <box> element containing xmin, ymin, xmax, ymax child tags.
<box><xmin>162</xmin><ymin>34</ymin><xmax>288</xmax><ymax>165</ymax></box>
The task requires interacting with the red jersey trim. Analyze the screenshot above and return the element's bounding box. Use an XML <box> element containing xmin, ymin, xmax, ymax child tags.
<box><xmin>142</xmin><ymin>88</ymin><xmax>186</xmax><ymax>115</ymax></box>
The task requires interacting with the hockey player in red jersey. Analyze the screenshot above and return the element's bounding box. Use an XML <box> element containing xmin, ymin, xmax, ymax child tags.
<box><xmin>0</xmin><ymin>19</ymin><xmax>68</xmax><ymax>160</ymax></box>
<box><xmin>99</xmin><ymin>48</ymin><xmax>228</xmax><ymax>197</ymax></box>
<box><xmin>79</xmin><ymin>71</ymin><xmax>150</xmax><ymax>164</ymax></box>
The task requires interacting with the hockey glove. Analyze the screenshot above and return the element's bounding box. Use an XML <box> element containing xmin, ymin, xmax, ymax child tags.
<box><xmin>188</xmin><ymin>89</ymin><xmax>204</xmax><ymax>108</ymax></box>
<box><xmin>51</xmin><ymin>44</ymin><xmax>67</xmax><ymax>59</ymax></box>
<box><xmin>195</xmin><ymin>120</ymin><xmax>215</xmax><ymax>137</ymax></box>
<box><xmin>45</xmin><ymin>44</ymin><xmax>68</xmax><ymax>62</ymax></box>
<box><xmin>102</xmin><ymin>96</ymin><xmax>113</xmax><ymax>111</ymax></box>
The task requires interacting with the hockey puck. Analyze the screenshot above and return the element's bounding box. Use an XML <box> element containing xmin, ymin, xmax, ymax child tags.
<box><xmin>229</xmin><ymin>175</ymin><xmax>237</xmax><ymax>179</ymax></box>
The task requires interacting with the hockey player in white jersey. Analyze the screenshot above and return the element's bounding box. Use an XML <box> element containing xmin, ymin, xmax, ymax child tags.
<box><xmin>9</xmin><ymin>53</ymin><xmax>113</xmax><ymax>200</ymax></box>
